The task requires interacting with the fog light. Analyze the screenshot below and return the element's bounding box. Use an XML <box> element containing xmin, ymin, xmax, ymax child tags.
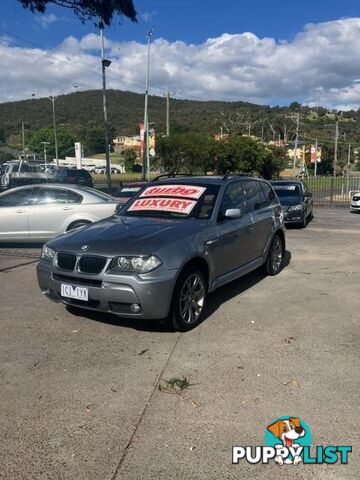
<box><xmin>130</xmin><ymin>303</ymin><xmax>141</xmax><ymax>313</ymax></box>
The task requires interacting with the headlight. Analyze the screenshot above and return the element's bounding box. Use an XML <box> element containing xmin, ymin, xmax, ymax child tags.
<box><xmin>41</xmin><ymin>245</ymin><xmax>55</xmax><ymax>261</ymax></box>
<box><xmin>110</xmin><ymin>255</ymin><xmax>162</xmax><ymax>274</ymax></box>
<box><xmin>288</xmin><ymin>204</ymin><xmax>304</xmax><ymax>212</ymax></box>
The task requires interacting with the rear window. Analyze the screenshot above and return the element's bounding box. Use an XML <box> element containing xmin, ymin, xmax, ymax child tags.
<box><xmin>122</xmin><ymin>183</ymin><xmax>220</xmax><ymax>220</ymax></box>
<box><xmin>78</xmin><ymin>186</ymin><xmax>114</xmax><ymax>201</ymax></box>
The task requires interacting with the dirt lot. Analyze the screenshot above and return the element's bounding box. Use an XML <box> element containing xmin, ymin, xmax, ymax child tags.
<box><xmin>0</xmin><ymin>208</ymin><xmax>359</xmax><ymax>480</ymax></box>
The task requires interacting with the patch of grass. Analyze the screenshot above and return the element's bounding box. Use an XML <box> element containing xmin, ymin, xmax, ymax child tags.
<box><xmin>158</xmin><ymin>376</ymin><xmax>198</xmax><ymax>407</ymax></box>
<box><xmin>160</xmin><ymin>376</ymin><xmax>192</xmax><ymax>391</ymax></box>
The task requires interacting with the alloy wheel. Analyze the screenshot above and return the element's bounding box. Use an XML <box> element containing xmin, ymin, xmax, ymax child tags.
<box><xmin>179</xmin><ymin>273</ymin><xmax>206</xmax><ymax>324</ymax></box>
<box><xmin>271</xmin><ymin>237</ymin><xmax>283</xmax><ymax>273</ymax></box>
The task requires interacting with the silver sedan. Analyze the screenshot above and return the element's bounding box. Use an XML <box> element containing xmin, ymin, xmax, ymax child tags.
<box><xmin>0</xmin><ymin>184</ymin><xmax>119</xmax><ymax>243</ymax></box>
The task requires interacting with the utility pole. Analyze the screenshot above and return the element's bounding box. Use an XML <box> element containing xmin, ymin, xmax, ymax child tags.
<box><xmin>346</xmin><ymin>143</ymin><xmax>351</xmax><ymax>195</ymax></box>
<box><xmin>286</xmin><ymin>113</ymin><xmax>300</xmax><ymax>176</ymax></box>
<box><xmin>261</xmin><ymin>125</ymin><xmax>264</xmax><ymax>141</ymax></box>
<box><xmin>163</xmin><ymin>90</ymin><xmax>175</xmax><ymax>136</ymax></box>
<box><xmin>314</xmin><ymin>138</ymin><xmax>318</xmax><ymax>178</ymax></box>
<box><xmin>142</xmin><ymin>28</ymin><xmax>153</xmax><ymax>181</ymax></box>
<box><xmin>100</xmin><ymin>20</ymin><xmax>112</xmax><ymax>191</ymax></box>
<box><xmin>333</xmin><ymin>115</ymin><xmax>339</xmax><ymax>176</ymax></box>
<box><xmin>21</xmin><ymin>122</ymin><xmax>25</xmax><ymax>157</ymax></box>
<box><xmin>49</xmin><ymin>96</ymin><xmax>59</xmax><ymax>168</ymax></box>
<box><xmin>41</xmin><ymin>141</ymin><xmax>50</xmax><ymax>181</ymax></box>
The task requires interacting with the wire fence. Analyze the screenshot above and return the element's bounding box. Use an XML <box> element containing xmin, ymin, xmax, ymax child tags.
<box><xmin>301</xmin><ymin>174</ymin><xmax>360</xmax><ymax>207</ymax></box>
<box><xmin>93</xmin><ymin>173</ymin><xmax>360</xmax><ymax>207</ymax></box>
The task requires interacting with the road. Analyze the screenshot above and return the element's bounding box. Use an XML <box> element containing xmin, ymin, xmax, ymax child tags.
<box><xmin>0</xmin><ymin>208</ymin><xmax>359</xmax><ymax>480</ymax></box>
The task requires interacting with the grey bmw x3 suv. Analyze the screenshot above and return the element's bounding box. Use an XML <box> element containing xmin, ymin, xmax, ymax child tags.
<box><xmin>37</xmin><ymin>175</ymin><xmax>286</xmax><ymax>331</ymax></box>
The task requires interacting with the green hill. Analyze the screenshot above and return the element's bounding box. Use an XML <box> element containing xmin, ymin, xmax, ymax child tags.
<box><xmin>1</xmin><ymin>90</ymin><xmax>360</xmax><ymax>158</ymax></box>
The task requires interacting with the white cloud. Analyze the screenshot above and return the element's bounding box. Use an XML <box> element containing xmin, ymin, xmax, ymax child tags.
<box><xmin>140</xmin><ymin>11</ymin><xmax>157</xmax><ymax>23</ymax></box>
<box><xmin>35</xmin><ymin>13</ymin><xmax>58</xmax><ymax>29</ymax></box>
<box><xmin>2</xmin><ymin>18</ymin><xmax>360</xmax><ymax>109</ymax></box>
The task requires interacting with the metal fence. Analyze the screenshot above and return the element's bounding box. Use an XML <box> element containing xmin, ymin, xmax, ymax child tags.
<box><xmin>94</xmin><ymin>173</ymin><xmax>360</xmax><ymax>207</ymax></box>
<box><xmin>299</xmin><ymin>174</ymin><xmax>360</xmax><ymax>207</ymax></box>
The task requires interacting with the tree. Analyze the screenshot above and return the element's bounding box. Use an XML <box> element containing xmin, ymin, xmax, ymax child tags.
<box><xmin>0</xmin><ymin>152</ymin><xmax>15</xmax><ymax>164</ymax></box>
<box><xmin>0</xmin><ymin>127</ymin><xmax>5</xmax><ymax>144</ymax></box>
<box><xmin>123</xmin><ymin>148</ymin><xmax>137</xmax><ymax>172</ymax></box>
<box><xmin>80</xmin><ymin>127</ymin><xmax>105</xmax><ymax>156</ymax></box>
<box><xmin>18</xmin><ymin>0</ymin><xmax>137</xmax><ymax>25</ymax></box>
<box><xmin>28</xmin><ymin>127</ymin><xmax>75</xmax><ymax>159</ymax></box>
<box><xmin>157</xmin><ymin>133</ymin><xmax>286</xmax><ymax>178</ymax></box>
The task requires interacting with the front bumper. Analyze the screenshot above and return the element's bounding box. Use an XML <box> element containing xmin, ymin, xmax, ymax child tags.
<box><xmin>284</xmin><ymin>211</ymin><xmax>305</xmax><ymax>224</ymax></box>
<box><xmin>37</xmin><ymin>261</ymin><xmax>177</xmax><ymax>320</ymax></box>
<box><xmin>350</xmin><ymin>203</ymin><xmax>360</xmax><ymax>210</ymax></box>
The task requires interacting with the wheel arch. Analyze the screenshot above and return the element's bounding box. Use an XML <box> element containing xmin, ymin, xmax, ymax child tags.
<box><xmin>174</xmin><ymin>256</ymin><xmax>210</xmax><ymax>291</ymax></box>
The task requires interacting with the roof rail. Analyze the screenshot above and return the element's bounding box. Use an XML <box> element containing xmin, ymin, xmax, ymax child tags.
<box><xmin>152</xmin><ymin>172</ymin><xmax>195</xmax><ymax>181</ymax></box>
<box><xmin>222</xmin><ymin>172</ymin><xmax>261</xmax><ymax>181</ymax></box>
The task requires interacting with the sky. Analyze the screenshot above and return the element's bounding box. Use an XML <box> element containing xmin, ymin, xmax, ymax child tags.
<box><xmin>1</xmin><ymin>0</ymin><xmax>360</xmax><ymax>108</ymax></box>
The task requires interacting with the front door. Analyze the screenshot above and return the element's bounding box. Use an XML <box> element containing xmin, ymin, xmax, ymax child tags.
<box><xmin>214</xmin><ymin>181</ymin><xmax>255</xmax><ymax>278</ymax></box>
<box><xmin>0</xmin><ymin>188</ymin><xmax>34</xmax><ymax>241</ymax></box>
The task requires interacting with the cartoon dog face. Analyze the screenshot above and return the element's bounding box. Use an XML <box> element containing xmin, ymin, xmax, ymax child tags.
<box><xmin>267</xmin><ymin>417</ymin><xmax>305</xmax><ymax>448</ymax></box>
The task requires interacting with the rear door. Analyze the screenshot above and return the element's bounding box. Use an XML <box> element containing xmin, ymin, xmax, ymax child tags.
<box><xmin>214</xmin><ymin>181</ymin><xmax>255</xmax><ymax>278</ymax></box>
<box><xmin>242</xmin><ymin>180</ymin><xmax>273</xmax><ymax>259</ymax></box>
<box><xmin>0</xmin><ymin>188</ymin><xmax>34</xmax><ymax>241</ymax></box>
<box><xmin>28</xmin><ymin>187</ymin><xmax>82</xmax><ymax>239</ymax></box>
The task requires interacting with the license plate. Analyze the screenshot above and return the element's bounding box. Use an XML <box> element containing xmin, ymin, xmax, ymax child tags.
<box><xmin>61</xmin><ymin>283</ymin><xmax>88</xmax><ymax>301</ymax></box>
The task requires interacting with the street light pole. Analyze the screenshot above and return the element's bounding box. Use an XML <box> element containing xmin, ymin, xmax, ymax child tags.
<box><xmin>142</xmin><ymin>28</ymin><xmax>153</xmax><ymax>181</ymax></box>
<box><xmin>49</xmin><ymin>96</ymin><xmax>59</xmax><ymax>168</ymax></box>
<box><xmin>41</xmin><ymin>141</ymin><xmax>50</xmax><ymax>181</ymax></box>
<box><xmin>100</xmin><ymin>20</ymin><xmax>112</xmax><ymax>191</ymax></box>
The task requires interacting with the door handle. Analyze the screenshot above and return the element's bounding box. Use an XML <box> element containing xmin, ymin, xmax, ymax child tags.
<box><xmin>246</xmin><ymin>225</ymin><xmax>254</xmax><ymax>233</ymax></box>
<box><xmin>62</xmin><ymin>206</ymin><xmax>73</xmax><ymax>211</ymax></box>
<box><xmin>16</xmin><ymin>209</ymin><xmax>27</xmax><ymax>214</ymax></box>
<box><xmin>206</xmin><ymin>239</ymin><xmax>218</xmax><ymax>245</ymax></box>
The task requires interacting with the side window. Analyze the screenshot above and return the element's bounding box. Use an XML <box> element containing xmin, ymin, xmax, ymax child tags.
<box><xmin>12</xmin><ymin>164</ymin><xmax>19</xmax><ymax>173</ymax></box>
<box><xmin>219</xmin><ymin>182</ymin><xmax>245</xmax><ymax>219</ymax></box>
<box><xmin>0</xmin><ymin>188</ymin><xmax>33</xmax><ymax>206</ymax></box>
<box><xmin>20</xmin><ymin>164</ymin><xmax>31</xmax><ymax>173</ymax></box>
<box><xmin>242</xmin><ymin>180</ymin><xmax>262</xmax><ymax>213</ymax></box>
<box><xmin>35</xmin><ymin>188</ymin><xmax>68</xmax><ymax>205</ymax></box>
<box><xmin>67</xmin><ymin>191</ymin><xmax>82</xmax><ymax>204</ymax></box>
<box><xmin>259</xmin><ymin>182</ymin><xmax>276</xmax><ymax>207</ymax></box>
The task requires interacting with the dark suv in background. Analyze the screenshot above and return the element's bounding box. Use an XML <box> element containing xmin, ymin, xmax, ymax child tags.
<box><xmin>54</xmin><ymin>168</ymin><xmax>93</xmax><ymax>188</ymax></box>
<box><xmin>38</xmin><ymin>174</ymin><xmax>286</xmax><ymax>331</ymax></box>
<box><xmin>271</xmin><ymin>180</ymin><xmax>313</xmax><ymax>228</ymax></box>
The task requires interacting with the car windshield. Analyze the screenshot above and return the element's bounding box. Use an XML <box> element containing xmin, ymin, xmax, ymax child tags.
<box><xmin>121</xmin><ymin>183</ymin><xmax>220</xmax><ymax>220</ymax></box>
<box><xmin>273</xmin><ymin>184</ymin><xmax>301</xmax><ymax>197</ymax></box>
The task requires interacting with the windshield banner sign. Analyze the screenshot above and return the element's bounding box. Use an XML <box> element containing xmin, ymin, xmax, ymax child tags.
<box><xmin>128</xmin><ymin>197</ymin><xmax>197</xmax><ymax>214</ymax></box>
<box><xmin>140</xmin><ymin>185</ymin><xmax>206</xmax><ymax>199</ymax></box>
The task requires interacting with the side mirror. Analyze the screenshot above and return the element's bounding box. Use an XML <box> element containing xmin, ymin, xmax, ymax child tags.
<box><xmin>225</xmin><ymin>208</ymin><xmax>242</xmax><ymax>219</ymax></box>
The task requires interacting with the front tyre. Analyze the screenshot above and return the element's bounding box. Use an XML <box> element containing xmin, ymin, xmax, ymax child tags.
<box><xmin>265</xmin><ymin>234</ymin><xmax>284</xmax><ymax>276</ymax></box>
<box><xmin>169</xmin><ymin>268</ymin><xmax>207</xmax><ymax>331</ymax></box>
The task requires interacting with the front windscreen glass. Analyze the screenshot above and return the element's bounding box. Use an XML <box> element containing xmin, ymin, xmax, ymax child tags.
<box><xmin>273</xmin><ymin>184</ymin><xmax>301</xmax><ymax>197</ymax></box>
<box><xmin>122</xmin><ymin>183</ymin><xmax>220</xmax><ymax>220</ymax></box>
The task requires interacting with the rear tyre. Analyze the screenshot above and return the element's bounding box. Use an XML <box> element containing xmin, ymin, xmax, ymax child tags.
<box><xmin>169</xmin><ymin>268</ymin><xmax>207</xmax><ymax>332</ymax></box>
<box><xmin>67</xmin><ymin>220</ymin><xmax>91</xmax><ymax>231</ymax></box>
<box><xmin>265</xmin><ymin>234</ymin><xmax>284</xmax><ymax>276</ymax></box>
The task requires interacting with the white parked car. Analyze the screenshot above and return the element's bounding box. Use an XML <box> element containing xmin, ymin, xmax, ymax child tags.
<box><xmin>350</xmin><ymin>192</ymin><xmax>360</xmax><ymax>212</ymax></box>
<box><xmin>0</xmin><ymin>184</ymin><xmax>119</xmax><ymax>243</ymax></box>
<box><xmin>94</xmin><ymin>166</ymin><xmax>106</xmax><ymax>174</ymax></box>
